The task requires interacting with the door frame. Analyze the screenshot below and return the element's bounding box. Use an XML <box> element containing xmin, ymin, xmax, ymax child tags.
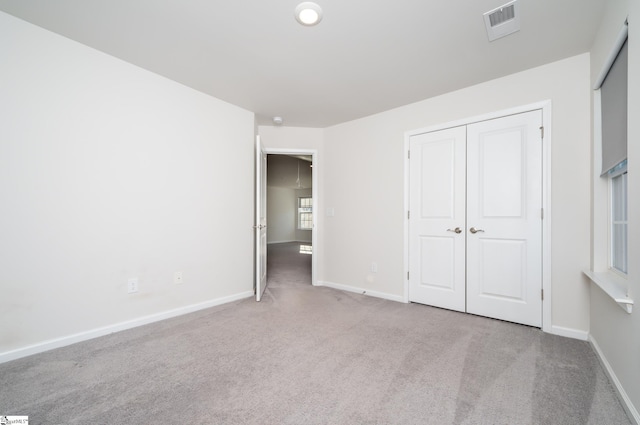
<box><xmin>403</xmin><ymin>100</ymin><xmax>552</xmax><ymax>333</ymax></box>
<box><xmin>263</xmin><ymin>147</ymin><xmax>318</xmax><ymax>287</ymax></box>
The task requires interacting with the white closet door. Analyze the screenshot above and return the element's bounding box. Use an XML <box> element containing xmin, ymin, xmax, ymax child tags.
<box><xmin>466</xmin><ymin>110</ymin><xmax>543</xmax><ymax>327</ymax></box>
<box><xmin>409</xmin><ymin>126</ymin><xmax>467</xmax><ymax>312</ymax></box>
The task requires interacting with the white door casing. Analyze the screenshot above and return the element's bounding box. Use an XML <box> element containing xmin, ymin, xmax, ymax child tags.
<box><xmin>466</xmin><ymin>111</ymin><xmax>543</xmax><ymax>327</ymax></box>
<box><xmin>255</xmin><ymin>136</ymin><xmax>267</xmax><ymax>301</ymax></box>
<box><xmin>409</xmin><ymin>126</ymin><xmax>467</xmax><ymax>312</ymax></box>
<box><xmin>408</xmin><ymin>109</ymin><xmax>543</xmax><ymax>327</ymax></box>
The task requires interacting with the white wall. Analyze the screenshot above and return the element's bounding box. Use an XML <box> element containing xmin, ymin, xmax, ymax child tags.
<box><xmin>0</xmin><ymin>12</ymin><xmax>255</xmax><ymax>357</ymax></box>
<box><xmin>267</xmin><ymin>186</ymin><xmax>296</xmax><ymax>243</ymax></box>
<box><xmin>259</xmin><ymin>126</ymin><xmax>324</xmax><ymax>152</ymax></box>
<box><xmin>321</xmin><ymin>54</ymin><xmax>592</xmax><ymax>332</ymax></box>
<box><xmin>266</xmin><ymin>187</ymin><xmax>312</xmax><ymax>244</ymax></box>
<box><xmin>589</xmin><ymin>0</ymin><xmax>640</xmax><ymax>420</ymax></box>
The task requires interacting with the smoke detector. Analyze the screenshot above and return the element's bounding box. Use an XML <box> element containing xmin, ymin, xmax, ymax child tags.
<box><xmin>483</xmin><ymin>1</ymin><xmax>520</xmax><ymax>42</ymax></box>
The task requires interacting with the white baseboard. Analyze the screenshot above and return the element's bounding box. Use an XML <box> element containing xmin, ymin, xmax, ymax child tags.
<box><xmin>0</xmin><ymin>291</ymin><xmax>254</xmax><ymax>364</ymax></box>
<box><xmin>590</xmin><ymin>335</ymin><xmax>640</xmax><ymax>424</ymax></box>
<box><xmin>316</xmin><ymin>281</ymin><xmax>404</xmax><ymax>303</ymax></box>
<box><xmin>550</xmin><ymin>325</ymin><xmax>589</xmax><ymax>341</ymax></box>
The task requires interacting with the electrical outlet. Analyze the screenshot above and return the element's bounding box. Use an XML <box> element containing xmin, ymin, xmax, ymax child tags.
<box><xmin>174</xmin><ymin>271</ymin><xmax>183</xmax><ymax>284</ymax></box>
<box><xmin>127</xmin><ymin>277</ymin><xmax>138</xmax><ymax>294</ymax></box>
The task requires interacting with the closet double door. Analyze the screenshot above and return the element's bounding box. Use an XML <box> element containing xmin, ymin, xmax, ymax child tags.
<box><xmin>409</xmin><ymin>110</ymin><xmax>543</xmax><ymax>327</ymax></box>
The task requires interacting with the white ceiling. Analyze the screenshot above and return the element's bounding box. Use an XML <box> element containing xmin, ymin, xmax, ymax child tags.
<box><xmin>0</xmin><ymin>0</ymin><xmax>606</xmax><ymax>127</ymax></box>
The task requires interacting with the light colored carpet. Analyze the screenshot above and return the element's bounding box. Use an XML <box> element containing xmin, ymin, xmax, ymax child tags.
<box><xmin>0</xmin><ymin>242</ymin><xmax>631</xmax><ymax>424</ymax></box>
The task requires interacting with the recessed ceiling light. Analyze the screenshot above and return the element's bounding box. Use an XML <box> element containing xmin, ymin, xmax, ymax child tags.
<box><xmin>295</xmin><ymin>2</ymin><xmax>323</xmax><ymax>26</ymax></box>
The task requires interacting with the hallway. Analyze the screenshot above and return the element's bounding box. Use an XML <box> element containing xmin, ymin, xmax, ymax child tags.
<box><xmin>267</xmin><ymin>242</ymin><xmax>312</xmax><ymax>287</ymax></box>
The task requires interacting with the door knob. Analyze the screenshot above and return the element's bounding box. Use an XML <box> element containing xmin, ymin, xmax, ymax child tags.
<box><xmin>469</xmin><ymin>227</ymin><xmax>484</xmax><ymax>234</ymax></box>
<box><xmin>447</xmin><ymin>227</ymin><xmax>462</xmax><ymax>234</ymax></box>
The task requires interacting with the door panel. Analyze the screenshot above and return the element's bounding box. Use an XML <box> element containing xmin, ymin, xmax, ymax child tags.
<box><xmin>420</xmin><ymin>139</ymin><xmax>458</xmax><ymax>218</ymax></box>
<box><xmin>255</xmin><ymin>136</ymin><xmax>267</xmax><ymax>301</ymax></box>
<box><xmin>480</xmin><ymin>130</ymin><xmax>524</xmax><ymax>217</ymax></box>
<box><xmin>477</xmin><ymin>238</ymin><xmax>526</xmax><ymax>300</ymax></box>
<box><xmin>419</xmin><ymin>236</ymin><xmax>455</xmax><ymax>290</ymax></box>
<box><xmin>466</xmin><ymin>110</ymin><xmax>542</xmax><ymax>326</ymax></box>
<box><xmin>409</xmin><ymin>127</ymin><xmax>466</xmax><ymax>312</ymax></box>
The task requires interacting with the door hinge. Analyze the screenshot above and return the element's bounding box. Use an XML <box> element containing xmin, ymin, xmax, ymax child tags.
<box><xmin>407</xmin><ymin>210</ymin><xmax>410</xmax><ymax>219</ymax></box>
<box><xmin>541</xmin><ymin>208</ymin><xmax>544</xmax><ymax>219</ymax></box>
<box><xmin>541</xmin><ymin>289</ymin><xmax>544</xmax><ymax>300</ymax></box>
<box><xmin>408</xmin><ymin>150</ymin><xmax>410</xmax><ymax>159</ymax></box>
<box><xmin>540</xmin><ymin>126</ymin><xmax>544</xmax><ymax>139</ymax></box>
<box><xmin>407</xmin><ymin>271</ymin><xmax>410</xmax><ymax>280</ymax></box>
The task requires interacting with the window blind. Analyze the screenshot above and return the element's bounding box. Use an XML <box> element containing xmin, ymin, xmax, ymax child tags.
<box><xmin>600</xmin><ymin>39</ymin><xmax>628</xmax><ymax>176</ymax></box>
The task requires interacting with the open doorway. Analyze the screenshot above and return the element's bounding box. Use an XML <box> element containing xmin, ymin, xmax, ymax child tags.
<box><xmin>265</xmin><ymin>152</ymin><xmax>316</xmax><ymax>288</ymax></box>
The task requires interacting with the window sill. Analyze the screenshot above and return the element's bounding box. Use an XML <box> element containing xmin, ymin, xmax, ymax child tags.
<box><xmin>583</xmin><ymin>269</ymin><xmax>633</xmax><ymax>313</ymax></box>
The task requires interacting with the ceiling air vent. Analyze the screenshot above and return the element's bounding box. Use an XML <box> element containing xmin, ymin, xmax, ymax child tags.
<box><xmin>483</xmin><ymin>0</ymin><xmax>520</xmax><ymax>42</ymax></box>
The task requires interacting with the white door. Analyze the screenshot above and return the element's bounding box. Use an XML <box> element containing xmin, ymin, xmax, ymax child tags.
<box><xmin>466</xmin><ymin>111</ymin><xmax>542</xmax><ymax>326</ymax></box>
<box><xmin>408</xmin><ymin>110</ymin><xmax>543</xmax><ymax>327</ymax></box>
<box><xmin>409</xmin><ymin>126</ymin><xmax>467</xmax><ymax>312</ymax></box>
<box><xmin>255</xmin><ymin>136</ymin><xmax>267</xmax><ymax>301</ymax></box>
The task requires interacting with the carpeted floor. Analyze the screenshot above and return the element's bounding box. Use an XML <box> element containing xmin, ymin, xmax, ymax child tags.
<box><xmin>0</xmin><ymin>242</ymin><xmax>631</xmax><ymax>424</ymax></box>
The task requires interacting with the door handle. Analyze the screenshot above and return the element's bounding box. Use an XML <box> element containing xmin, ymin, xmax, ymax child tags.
<box><xmin>469</xmin><ymin>227</ymin><xmax>484</xmax><ymax>234</ymax></box>
<box><xmin>447</xmin><ymin>227</ymin><xmax>462</xmax><ymax>234</ymax></box>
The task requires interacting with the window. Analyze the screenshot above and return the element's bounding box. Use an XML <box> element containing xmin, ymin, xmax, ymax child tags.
<box><xmin>299</xmin><ymin>244</ymin><xmax>313</xmax><ymax>255</ymax></box>
<box><xmin>599</xmin><ymin>33</ymin><xmax>628</xmax><ymax>274</ymax></box>
<box><xmin>298</xmin><ymin>197</ymin><xmax>313</xmax><ymax>230</ymax></box>
<box><xmin>610</xmin><ymin>162</ymin><xmax>627</xmax><ymax>274</ymax></box>
<box><xmin>585</xmin><ymin>20</ymin><xmax>632</xmax><ymax>312</ymax></box>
